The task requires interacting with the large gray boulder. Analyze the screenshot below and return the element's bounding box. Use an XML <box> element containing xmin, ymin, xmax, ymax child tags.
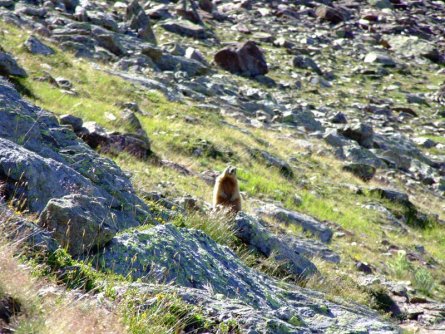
<box><xmin>39</xmin><ymin>195</ymin><xmax>118</xmax><ymax>255</ymax></box>
<box><xmin>100</xmin><ymin>224</ymin><xmax>397</xmax><ymax>333</ymax></box>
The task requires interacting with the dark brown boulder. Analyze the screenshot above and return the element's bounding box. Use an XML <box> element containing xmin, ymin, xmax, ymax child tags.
<box><xmin>315</xmin><ymin>5</ymin><xmax>345</xmax><ymax>24</ymax></box>
<box><xmin>214</xmin><ymin>41</ymin><xmax>268</xmax><ymax>77</ymax></box>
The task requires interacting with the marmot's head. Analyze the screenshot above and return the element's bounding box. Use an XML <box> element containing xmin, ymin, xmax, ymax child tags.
<box><xmin>223</xmin><ymin>166</ymin><xmax>237</xmax><ymax>177</ymax></box>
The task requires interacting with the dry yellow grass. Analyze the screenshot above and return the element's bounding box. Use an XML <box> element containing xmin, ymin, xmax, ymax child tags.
<box><xmin>0</xmin><ymin>240</ymin><xmax>127</xmax><ymax>334</ymax></box>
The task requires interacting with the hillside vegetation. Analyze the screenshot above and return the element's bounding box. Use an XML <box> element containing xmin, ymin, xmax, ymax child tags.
<box><xmin>0</xmin><ymin>0</ymin><xmax>444</xmax><ymax>333</ymax></box>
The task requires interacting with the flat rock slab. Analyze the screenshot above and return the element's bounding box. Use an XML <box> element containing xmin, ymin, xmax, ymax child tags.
<box><xmin>161</xmin><ymin>19</ymin><xmax>207</xmax><ymax>39</ymax></box>
<box><xmin>255</xmin><ymin>204</ymin><xmax>333</xmax><ymax>243</ymax></box>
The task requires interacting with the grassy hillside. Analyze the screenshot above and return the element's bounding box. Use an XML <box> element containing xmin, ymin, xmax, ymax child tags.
<box><xmin>0</xmin><ymin>9</ymin><xmax>444</xmax><ymax>332</ymax></box>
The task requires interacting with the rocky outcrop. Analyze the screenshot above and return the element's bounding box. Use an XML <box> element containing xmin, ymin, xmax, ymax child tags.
<box><xmin>0</xmin><ymin>78</ymin><xmax>153</xmax><ymax>254</ymax></box>
<box><xmin>102</xmin><ymin>224</ymin><xmax>397</xmax><ymax>333</ymax></box>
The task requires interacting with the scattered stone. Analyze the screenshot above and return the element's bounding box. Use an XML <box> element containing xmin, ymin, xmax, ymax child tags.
<box><xmin>126</xmin><ymin>0</ymin><xmax>156</xmax><ymax>43</ymax></box>
<box><xmin>292</xmin><ymin>55</ymin><xmax>322</xmax><ymax>75</ymax></box>
<box><xmin>339</xmin><ymin>123</ymin><xmax>374</xmax><ymax>148</ymax></box>
<box><xmin>364</xmin><ymin>52</ymin><xmax>396</xmax><ymax>67</ymax></box>
<box><xmin>59</xmin><ymin>114</ymin><xmax>83</xmax><ymax>132</ymax></box>
<box><xmin>234</xmin><ymin>212</ymin><xmax>318</xmax><ymax>277</ymax></box>
<box><xmin>248</xmin><ymin>148</ymin><xmax>293</xmax><ymax>177</ymax></box>
<box><xmin>356</xmin><ymin>262</ymin><xmax>373</xmax><ymax>274</ymax></box>
<box><xmin>330</xmin><ymin>112</ymin><xmax>348</xmax><ymax>124</ymax></box>
<box><xmin>24</xmin><ymin>36</ymin><xmax>55</xmax><ymax>55</ymax></box>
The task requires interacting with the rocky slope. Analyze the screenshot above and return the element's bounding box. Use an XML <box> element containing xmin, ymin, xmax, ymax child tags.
<box><xmin>0</xmin><ymin>0</ymin><xmax>444</xmax><ymax>333</ymax></box>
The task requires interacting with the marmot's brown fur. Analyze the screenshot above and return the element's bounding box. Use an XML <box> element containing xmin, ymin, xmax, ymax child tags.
<box><xmin>213</xmin><ymin>166</ymin><xmax>241</xmax><ymax>213</ymax></box>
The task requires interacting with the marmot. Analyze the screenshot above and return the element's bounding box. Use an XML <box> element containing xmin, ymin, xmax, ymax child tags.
<box><xmin>213</xmin><ymin>166</ymin><xmax>241</xmax><ymax>213</ymax></box>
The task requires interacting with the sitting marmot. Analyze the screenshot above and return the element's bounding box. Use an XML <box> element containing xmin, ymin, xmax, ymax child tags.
<box><xmin>213</xmin><ymin>166</ymin><xmax>241</xmax><ymax>213</ymax></box>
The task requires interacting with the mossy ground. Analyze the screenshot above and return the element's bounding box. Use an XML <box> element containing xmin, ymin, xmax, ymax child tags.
<box><xmin>1</xmin><ymin>14</ymin><xmax>445</xmax><ymax>331</ymax></box>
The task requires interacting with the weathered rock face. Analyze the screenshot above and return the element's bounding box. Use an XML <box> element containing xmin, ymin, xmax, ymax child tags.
<box><xmin>0</xmin><ymin>78</ymin><xmax>153</xmax><ymax>254</ymax></box>
<box><xmin>101</xmin><ymin>224</ymin><xmax>397</xmax><ymax>333</ymax></box>
<box><xmin>214</xmin><ymin>41</ymin><xmax>268</xmax><ymax>77</ymax></box>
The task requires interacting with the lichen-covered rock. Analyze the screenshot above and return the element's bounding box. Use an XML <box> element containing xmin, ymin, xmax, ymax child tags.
<box><xmin>103</xmin><ymin>224</ymin><xmax>397</xmax><ymax>333</ymax></box>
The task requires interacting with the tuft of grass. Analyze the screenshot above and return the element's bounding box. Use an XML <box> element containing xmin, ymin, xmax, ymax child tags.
<box><xmin>120</xmin><ymin>289</ymin><xmax>216</xmax><ymax>334</ymax></box>
<box><xmin>388</xmin><ymin>252</ymin><xmax>436</xmax><ymax>297</ymax></box>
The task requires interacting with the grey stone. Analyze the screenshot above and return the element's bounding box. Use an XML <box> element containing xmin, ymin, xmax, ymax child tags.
<box><xmin>368</xmin><ymin>0</ymin><xmax>393</xmax><ymax>9</ymax></box>
<box><xmin>383</xmin><ymin>35</ymin><xmax>440</xmax><ymax>63</ymax></box>
<box><xmin>59</xmin><ymin>114</ymin><xmax>83</xmax><ymax>132</ymax></box>
<box><xmin>39</xmin><ymin>194</ymin><xmax>118</xmax><ymax>255</ymax></box>
<box><xmin>330</xmin><ymin>112</ymin><xmax>347</xmax><ymax>124</ymax></box>
<box><xmin>24</xmin><ymin>36</ymin><xmax>55</xmax><ymax>55</ymax></box>
<box><xmin>364</xmin><ymin>52</ymin><xmax>396</xmax><ymax>67</ymax></box>
<box><xmin>255</xmin><ymin>204</ymin><xmax>333</xmax><ymax>243</ymax></box>
<box><xmin>315</xmin><ymin>5</ymin><xmax>345</xmax><ymax>24</ymax></box>
<box><xmin>292</xmin><ymin>55</ymin><xmax>322</xmax><ymax>75</ymax></box>
<box><xmin>155</xmin><ymin>54</ymin><xmax>209</xmax><ymax>76</ymax></box>
<box><xmin>248</xmin><ymin>149</ymin><xmax>293</xmax><ymax>177</ymax></box>
<box><xmin>161</xmin><ymin>19</ymin><xmax>207</xmax><ymax>39</ymax></box>
<box><xmin>0</xmin><ymin>78</ymin><xmax>152</xmax><ymax>254</ymax></box>
<box><xmin>214</xmin><ymin>41</ymin><xmax>268</xmax><ymax>77</ymax></box>
<box><xmin>126</xmin><ymin>0</ymin><xmax>156</xmax><ymax>43</ymax></box>
<box><xmin>235</xmin><ymin>212</ymin><xmax>339</xmax><ymax>271</ymax></box>
<box><xmin>0</xmin><ymin>50</ymin><xmax>27</xmax><ymax>77</ymax></box>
